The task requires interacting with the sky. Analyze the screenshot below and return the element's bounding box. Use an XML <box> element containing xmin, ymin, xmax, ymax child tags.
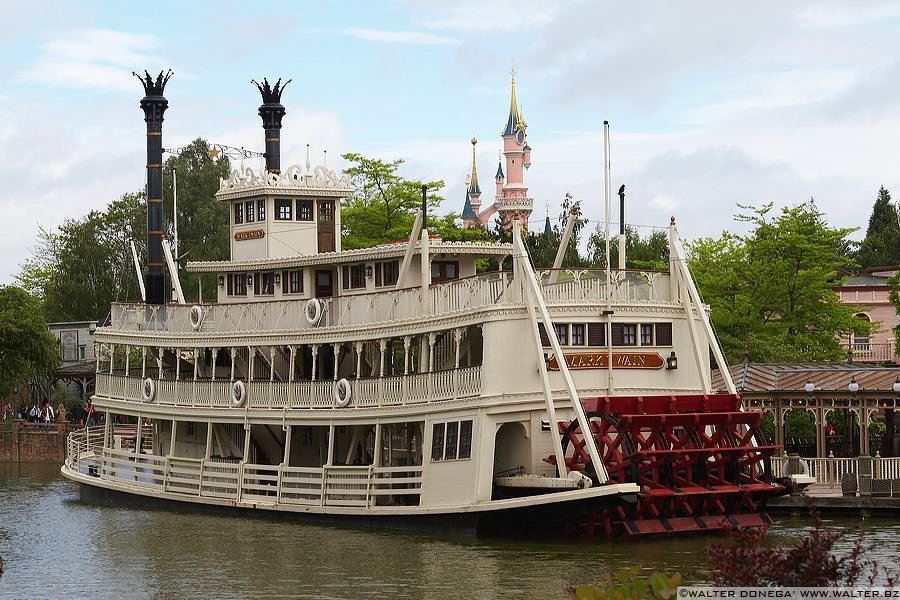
<box><xmin>2</xmin><ymin>1</ymin><xmax>900</xmax><ymax>283</ymax></box>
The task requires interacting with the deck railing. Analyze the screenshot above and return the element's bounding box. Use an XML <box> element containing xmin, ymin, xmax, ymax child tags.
<box><xmin>94</xmin><ymin>367</ymin><xmax>481</xmax><ymax>410</ymax></box>
<box><xmin>106</xmin><ymin>271</ymin><xmax>673</xmax><ymax>334</ymax></box>
<box><xmin>846</xmin><ymin>342</ymin><xmax>896</xmax><ymax>363</ymax></box>
<box><xmin>66</xmin><ymin>427</ymin><xmax>422</xmax><ymax>508</ymax></box>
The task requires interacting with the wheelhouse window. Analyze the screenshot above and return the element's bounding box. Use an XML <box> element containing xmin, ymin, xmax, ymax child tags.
<box><xmin>297</xmin><ymin>199</ymin><xmax>313</xmax><ymax>221</ymax></box>
<box><xmin>430</xmin><ymin>420</ymin><xmax>473</xmax><ymax>461</ymax></box>
<box><xmin>341</xmin><ymin>264</ymin><xmax>366</xmax><ymax>290</ymax></box>
<box><xmin>319</xmin><ymin>200</ymin><xmax>334</xmax><ymax>222</ymax></box>
<box><xmin>282</xmin><ymin>269</ymin><xmax>303</xmax><ymax>294</ymax></box>
<box><xmin>553</xmin><ymin>323</ymin><xmax>569</xmax><ymax>345</ymax></box>
<box><xmin>245</xmin><ymin>200</ymin><xmax>255</xmax><ymax>223</ymax></box>
<box><xmin>233</xmin><ymin>202</ymin><xmax>243</xmax><ymax>224</ymax></box>
<box><xmin>275</xmin><ymin>199</ymin><xmax>292</xmax><ymax>220</ymax></box>
<box><xmin>375</xmin><ymin>260</ymin><xmax>399</xmax><ymax>287</ymax></box>
<box><xmin>640</xmin><ymin>324</ymin><xmax>653</xmax><ymax>345</ymax></box>
<box><xmin>257</xmin><ymin>199</ymin><xmax>266</xmax><ymax>221</ymax></box>
<box><xmin>227</xmin><ymin>273</ymin><xmax>247</xmax><ymax>296</ymax></box>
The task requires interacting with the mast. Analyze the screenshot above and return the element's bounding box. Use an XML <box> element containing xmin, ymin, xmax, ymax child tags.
<box><xmin>134</xmin><ymin>69</ymin><xmax>172</xmax><ymax>306</ymax></box>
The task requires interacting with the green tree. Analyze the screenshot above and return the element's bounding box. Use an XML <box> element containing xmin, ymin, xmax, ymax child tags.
<box><xmin>0</xmin><ymin>286</ymin><xmax>59</xmax><ymax>396</ymax></box>
<box><xmin>340</xmin><ymin>153</ymin><xmax>446</xmax><ymax>249</ymax></box>
<box><xmin>857</xmin><ymin>186</ymin><xmax>900</xmax><ymax>269</ymax></box>
<box><xmin>18</xmin><ymin>192</ymin><xmax>145</xmax><ymax>322</ymax></box>
<box><xmin>588</xmin><ymin>225</ymin><xmax>670</xmax><ymax>270</ymax></box>
<box><xmin>688</xmin><ymin>201</ymin><xmax>871</xmax><ymax>363</ymax></box>
<box><xmin>523</xmin><ymin>193</ymin><xmax>588</xmax><ymax>269</ymax></box>
<box><xmin>162</xmin><ymin>139</ymin><xmax>232</xmax><ymax>301</ymax></box>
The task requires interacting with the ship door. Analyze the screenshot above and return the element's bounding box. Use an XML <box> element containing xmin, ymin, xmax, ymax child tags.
<box><xmin>317</xmin><ymin>199</ymin><xmax>335</xmax><ymax>252</ymax></box>
<box><xmin>315</xmin><ymin>270</ymin><xmax>334</xmax><ymax>298</ymax></box>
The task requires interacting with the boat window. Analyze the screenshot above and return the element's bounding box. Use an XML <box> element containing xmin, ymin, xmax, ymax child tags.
<box><xmin>588</xmin><ymin>323</ymin><xmax>606</xmax><ymax>346</ymax></box>
<box><xmin>233</xmin><ymin>201</ymin><xmax>243</xmax><ymax>224</ymax></box>
<box><xmin>282</xmin><ymin>269</ymin><xmax>303</xmax><ymax>294</ymax></box>
<box><xmin>374</xmin><ymin>260</ymin><xmax>399</xmax><ymax>287</ymax></box>
<box><xmin>571</xmin><ymin>324</ymin><xmax>586</xmax><ymax>346</ymax></box>
<box><xmin>612</xmin><ymin>323</ymin><xmax>638</xmax><ymax>346</ymax></box>
<box><xmin>431</xmin><ymin>261</ymin><xmax>460</xmax><ymax>283</ymax></box>
<box><xmin>655</xmin><ymin>323</ymin><xmax>673</xmax><ymax>346</ymax></box>
<box><xmin>275</xmin><ymin>199</ymin><xmax>292</xmax><ymax>220</ymax></box>
<box><xmin>554</xmin><ymin>324</ymin><xmax>569</xmax><ymax>346</ymax></box>
<box><xmin>254</xmin><ymin>272</ymin><xmax>275</xmax><ymax>295</ymax></box>
<box><xmin>444</xmin><ymin>422</ymin><xmax>459</xmax><ymax>460</ymax></box>
<box><xmin>341</xmin><ymin>264</ymin><xmax>366</xmax><ymax>290</ymax></box>
<box><xmin>245</xmin><ymin>200</ymin><xmax>255</xmax><ymax>223</ymax></box>
<box><xmin>640</xmin><ymin>324</ymin><xmax>653</xmax><ymax>345</ymax></box>
<box><xmin>296</xmin><ymin>199</ymin><xmax>313</xmax><ymax>221</ymax></box>
<box><xmin>319</xmin><ymin>200</ymin><xmax>334</xmax><ymax>222</ymax></box>
<box><xmin>431</xmin><ymin>423</ymin><xmax>445</xmax><ymax>461</ymax></box>
<box><xmin>458</xmin><ymin>421</ymin><xmax>473</xmax><ymax>459</ymax></box>
<box><xmin>257</xmin><ymin>198</ymin><xmax>266</xmax><ymax>221</ymax></box>
<box><xmin>227</xmin><ymin>273</ymin><xmax>247</xmax><ymax>296</ymax></box>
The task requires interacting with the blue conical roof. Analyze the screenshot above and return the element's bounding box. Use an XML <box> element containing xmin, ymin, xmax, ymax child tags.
<box><xmin>462</xmin><ymin>192</ymin><xmax>477</xmax><ymax>220</ymax></box>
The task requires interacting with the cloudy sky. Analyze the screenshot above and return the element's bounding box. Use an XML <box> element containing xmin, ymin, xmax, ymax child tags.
<box><xmin>2</xmin><ymin>1</ymin><xmax>900</xmax><ymax>283</ymax></box>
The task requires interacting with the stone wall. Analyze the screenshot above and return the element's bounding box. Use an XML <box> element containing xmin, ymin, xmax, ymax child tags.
<box><xmin>0</xmin><ymin>421</ymin><xmax>75</xmax><ymax>463</ymax></box>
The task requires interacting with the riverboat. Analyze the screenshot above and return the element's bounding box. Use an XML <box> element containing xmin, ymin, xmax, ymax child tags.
<box><xmin>61</xmin><ymin>71</ymin><xmax>785</xmax><ymax>537</ymax></box>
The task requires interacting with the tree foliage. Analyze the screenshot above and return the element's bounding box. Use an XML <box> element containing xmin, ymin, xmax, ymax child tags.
<box><xmin>162</xmin><ymin>139</ymin><xmax>231</xmax><ymax>300</ymax></box>
<box><xmin>340</xmin><ymin>153</ymin><xmax>449</xmax><ymax>249</ymax></box>
<box><xmin>0</xmin><ymin>286</ymin><xmax>59</xmax><ymax>396</ymax></box>
<box><xmin>588</xmin><ymin>225</ymin><xmax>670</xmax><ymax>271</ymax></box>
<box><xmin>18</xmin><ymin>193</ymin><xmax>146</xmax><ymax>322</ymax></box>
<box><xmin>857</xmin><ymin>186</ymin><xmax>900</xmax><ymax>269</ymax></box>
<box><xmin>688</xmin><ymin>201</ymin><xmax>871</xmax><ymax>364</ymax></box>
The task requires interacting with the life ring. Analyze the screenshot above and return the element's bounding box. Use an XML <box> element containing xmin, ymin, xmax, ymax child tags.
<box><xmin>334</xmin><ymin>378</ymin><xmax>352</xmax><ymax>408</ymax></box>
<box><xmin>141</xmin><ymin>377</ymin><xmax>156</xmax><ymax>402</ymax></box>
<box><xmin>305</xmin><ymin>298</ymin><xmax>323</xmax><ymax>326</ymax></box>
<box><xmin>232</xmin><ymin>380</ymin><xmax>246</xmax><ymax>407</ymax></box>
<box><xmin>189</xmin><ymin>305</ymin><xmax>204</xmax><ymax>331</ymax></box>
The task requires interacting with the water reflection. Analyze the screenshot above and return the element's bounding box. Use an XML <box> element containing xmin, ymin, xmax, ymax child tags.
<box><xmin>1</xmin><ymin>464</ymin><xmax>897</xmax><ymax>599</ymax></box>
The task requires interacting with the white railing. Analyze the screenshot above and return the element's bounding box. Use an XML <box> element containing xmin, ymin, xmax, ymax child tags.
<box><xmin>66</xmin><ymin>427</ymin><xmax>423</xmax><ymax>508</ymax></box>
<box><xmin>847</xmin><ymin>342</ymin><xmax>896</xmax><ymax>363</ymax></box>
<box><xmin>874</xmin><ymin>456</ymin><xmax>900</xmax><ymax>479</ymax></box>
<box><xmin>94</xmin><ymin>367</ymin><xmax>482</xmax><ymax>410</ymax></box>
<box><xmin>106</xmin><ymin>270</ymin><xmax>673</xmax><ymax>334</ymax></box>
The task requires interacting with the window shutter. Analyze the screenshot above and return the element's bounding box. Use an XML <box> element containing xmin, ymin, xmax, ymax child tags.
<box><xmin>537</xmin><ymin>323</ymin><xmax>551</xmax><ymax>346</ymax></box>
<box><xmin>611</xmin><ymin>323</ymin><xmax>625</xmax><ymax>346</ymax></box>
<box><xmin>227</xmin><ymin>274</ymin><xmax>233</xmax><ymax>295</ymax></box>
<box><xmin>588</xmin><ymin>323</ymin><xmax>605</xmax><ymax>346</ymax></box>
<box><xmin>656</xmin><ymin>322</ymin><xmax>673</xmax><ymax>346</ymax></box>
<box><xmin>282</xmin><ymin>271</ymin><xmax>288</xmax><ymax>294</ymax></box>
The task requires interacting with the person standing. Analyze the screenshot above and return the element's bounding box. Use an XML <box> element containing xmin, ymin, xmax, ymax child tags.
<box><xmin>86</xmin><ymin>399</ymin><xmax>96</xmax><ymax>427</ymax></box>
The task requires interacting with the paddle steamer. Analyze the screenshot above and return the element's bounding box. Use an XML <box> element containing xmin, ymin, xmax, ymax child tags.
<box><xmin>61</xmin><ymin>71</ymin><xmax>784</xmax><ymax>536</ymax></box>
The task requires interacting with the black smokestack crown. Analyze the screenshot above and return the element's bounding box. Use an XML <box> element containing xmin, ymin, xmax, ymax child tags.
<box><xmin>134</xmin><ymin>69</ymin><xmax>172</xmax><ymax>305</ymax></box>
<box><xmin>252</xmin><ymin>77</ymin><xmax>291</xmax><ymax>174</ymax></box>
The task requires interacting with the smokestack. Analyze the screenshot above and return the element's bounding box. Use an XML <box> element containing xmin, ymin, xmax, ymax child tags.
<box><xmin>252</xmin><ymin>77</ymin><xmax>292</xmax><ymax>174</ymax></box>
<box><xmin>134</xmin><ymin>69</ymin><xmax>173</xmax><ymax>306</ymax></box>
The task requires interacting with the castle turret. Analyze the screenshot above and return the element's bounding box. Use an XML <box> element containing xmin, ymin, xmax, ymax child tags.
<box><xmin>467</xmin><ymin>137</ymin><xmax>481</xmax><ymax>213</ymax></box>
<box><xmin>496</xmin><ymin>70</ymin><xmax>533</xmax><ymax>231</ymax></box>
<box><xmin>134</xmin><ymin>69</ymin><xmax>172</xmax><ymax>305</ymax></box>
<box><xmin>494</xmin><ymin>151</ymin><xmax>504</xmax><ymax>198</ymax></box>
<box><xmin>252</xmin><ymin>77</ymin><xmax>291</xmax><ymax>174</ymax></box>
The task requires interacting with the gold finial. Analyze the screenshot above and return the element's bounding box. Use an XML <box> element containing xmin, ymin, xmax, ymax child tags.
<box><xmin>471</xmin><ymin>136</ymin><xmax>477</xmax><ymax>146</ymax></box>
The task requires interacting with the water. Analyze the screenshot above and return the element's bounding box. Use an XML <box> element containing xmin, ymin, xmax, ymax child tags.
<box><xmin>1</xmin><ymin>463</ymin><xmax>898</xmax><ymax>599</ymax></box>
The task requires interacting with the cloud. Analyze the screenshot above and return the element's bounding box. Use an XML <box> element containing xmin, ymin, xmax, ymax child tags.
<box><xmin>18</xmin><ymin>28</ymin><xmax>165</xmax><ymax>92</ymax></box>
<box><xmin>413</xmin><ymin>0</ymin><xmax>562</xmax><ymax>32</ymax></box>
<box><xmin>340</xmin><ymin>28</ymin><xmax>459</xmax><ymax>46</ymax></box>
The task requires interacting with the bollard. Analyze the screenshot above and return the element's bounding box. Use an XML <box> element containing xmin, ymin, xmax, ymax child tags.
<box><xmin>858</xmin><ymin>455</ymin><xmax>873</xmax><ymax>497</ymax></box>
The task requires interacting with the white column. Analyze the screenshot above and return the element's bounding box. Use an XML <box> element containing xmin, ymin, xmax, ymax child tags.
<box><xmin>109</xmin><ymin>344</ymin><xmax>115</xmax><ymax>374</ymax></box>
<box><xmin>427</xmin><ymin>333</ymin><xmax>436</xmax><ymax>373</ymax></box>
<box><xmin>175</xmin><ymin>348</ymin><xmax>181</xmax><ymax>381</ymax></box>
<box><xmin>289</xmin><ymin>345</ymin><xmax>296</xmax><ymax>382</ymax></box>
<box><xmin>354</xmin><ymin>341</ymin><xmax>363</xmax><ymax>379</ymax></box>
<box><xmin>311</xmin><ymin>345</ymin><xmax>319</xmax><ymax>381</ymax></box>
<box><xmin>248</xmin><ymin>346</ymin><xmax>255</xmax><ymax>382</ymax></box>
<box><xmin>157</xmin><ymin>348</ymin><xmax>164</xmax><ymax>379</ymax></box>
<box><xmin>378</xmin><ymin>340</ymin><xmax>387</xmax><ymax>377</ymax></box>
<box><xmin>193</xmin><ymin>349</ymin><xmax>199</xmax><ymax>381</ymax></box>
<box><xmin>141</xmin><ymin>346</ymin><xmax>146</xmax><ymax>379</ymax></box>
<box><xmin>269</xmin><ymin>347</ymin><xmax>276</xmax><ymax>382</ymax></box>
<box><xmin>230</xmin><ymin>348</ymin><xmax>236</xmax><ymax>381</ymax></box>
<box><xmin>333</xmin><ymin>344</ymin><xmax>339</xmax><ymax>381</ymax></box>
<box><xmin>124</xmin><ymin>346</ymin><xmax>130</xmax><ymax>377</ymax></box>
<box><xmin>403</xmin><ymin>336</ymin><xmax>411</xmax><ymax>375</ymax></box>
<box><xmin>454</xmin><ymin>328</ymin><xmax>462</xmax><ymax>369</ymax></box>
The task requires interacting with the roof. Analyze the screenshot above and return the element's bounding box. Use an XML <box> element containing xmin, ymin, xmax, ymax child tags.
<box><xmin>502</xmin><ymin>75</ymin><xmax>521</xmax><ymax>136</ymax></box>
<box><xmin>462</xmin><ymin>193</ymin><xmax>477</xmax><ymax>220</ymax></box>
<box><xmin>840</xmin><ymin>274</ymin><xmax>888</xmax><ymax>287</ymax></box>
<box><xmin>185</xmin><ymin>241</ymin><xmax>514</xmax><ymax>273</ymax></box>
<box><xmin>468</xmin><ymin>139</ymin><xmax>481</xmax><ymax>195</ymax></box>
<box><xmin>495</xmin><ymin>161</ymin><xmax>504</xmax><ymax>180</ymax></box>
<box><xmin>544</xmin><ymin>216</ymin><xmax>552</xmax><ymax>235</ymax></box>
<box><xmin>711</xmin><ymin>362</ymin><xmax>900</xmax><ymax>393</ymax></box>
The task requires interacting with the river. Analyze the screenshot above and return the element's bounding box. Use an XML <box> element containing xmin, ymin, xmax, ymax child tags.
<box><xmin>1</xmin><ymin>463</ymin><xmax>898</xmax><ymax>599</ymax></box>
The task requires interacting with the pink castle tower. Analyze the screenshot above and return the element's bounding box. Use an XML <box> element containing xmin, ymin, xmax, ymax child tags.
<box><xmin>460</xmin><ymin>70</ymin><xmax>534</xmax><ymax>231</ymax></box>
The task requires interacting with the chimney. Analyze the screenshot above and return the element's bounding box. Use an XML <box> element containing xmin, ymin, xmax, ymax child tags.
<box><xmin>252</xmin><ymin>77</ymin><xmax>292</xmax><ymax>174</ymax></box>
<box><xmin>134</xmin><ymin>69</ymin><xmax>172</xmax><ymax>306</ymax></box>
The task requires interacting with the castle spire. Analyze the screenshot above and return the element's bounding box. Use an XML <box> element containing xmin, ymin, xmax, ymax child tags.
<box><xmin>502</xmin><ymin>69</ymin><xmax>520</xmax><ymax>136</ymax></box>
<box><xmin>467</xmin><ymin>136</ymin><xmax>481</xmax><ymax>195</ymax></box>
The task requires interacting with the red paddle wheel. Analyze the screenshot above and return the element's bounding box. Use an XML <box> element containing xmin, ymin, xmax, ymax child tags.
<box><xmin>547</xmin><ymin>393</ymin><xmax>785</xmax><ymax>537</ymax></box>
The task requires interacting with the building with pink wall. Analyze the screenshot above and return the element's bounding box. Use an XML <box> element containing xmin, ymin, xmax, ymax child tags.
<box><xmin>836</xmin><ymin>267</ymin><xmax>899</xmax><ymax>362</ymax></box>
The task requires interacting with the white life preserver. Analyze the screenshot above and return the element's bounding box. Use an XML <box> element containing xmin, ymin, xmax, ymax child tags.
<box><xmin>305</xmin><ymin>298</ymin><xmax>323</xmax><ymax>326</ymax></box>
<box><xmin>141</xmin><ymin>377</ymin><xmax>156</xmax><ymax>402</ymax></box>
<box><xmin>334</xmin><ymin>378</ymin><xmax>352</xmax><ymax>408</ymax></box>
<box><xmin>189</xmin><ymin>305</ymin><xmax>204</xmax><ymax>331</ymax></box>
<box><xmin>232</xmin><ymin>380</ymin><xmax>246</xmax><ymax>407</ymax></box>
